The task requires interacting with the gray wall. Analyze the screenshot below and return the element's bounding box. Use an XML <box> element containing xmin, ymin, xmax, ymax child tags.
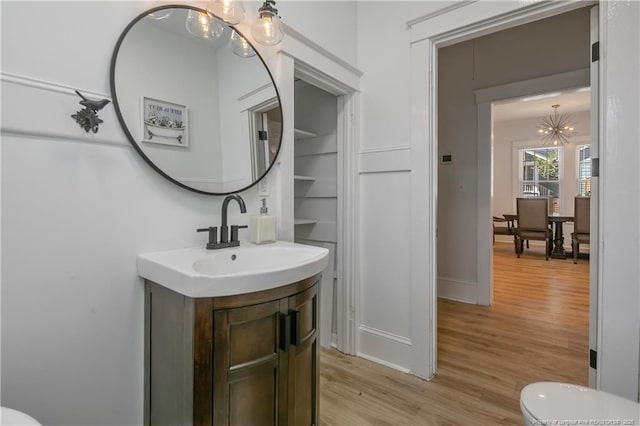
<box><xmin>437</xmin><ymin>7</ymin><xmax>591</xmax><ymax>289</ymax></box>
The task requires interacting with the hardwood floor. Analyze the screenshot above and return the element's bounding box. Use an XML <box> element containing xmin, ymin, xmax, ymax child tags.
<box><xmin>319</xmin><ymin>242</ymin><xmax>589</xmax><ymax>425</ymax></box>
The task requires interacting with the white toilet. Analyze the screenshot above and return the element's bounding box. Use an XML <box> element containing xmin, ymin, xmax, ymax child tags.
<box><xmin>0</xmin><ymin>407</ymin><xmax>41</xmax><ymax>426</ymax></box>
<box><xmin>521</xmin><ymin>382</ymin><xmax>640</xmax><ymax>425</ymax></box>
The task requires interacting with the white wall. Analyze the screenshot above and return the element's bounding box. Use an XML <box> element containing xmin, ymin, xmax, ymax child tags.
<box><xmin>116</xmin><ymin>17</ymin><xmax>224</xmax><ymax>190</ymax></box>
<box><xmin>597</xmin><ymin>0</ymin><xmax>640</xmax><ymax>400</ymax></box>
<box><xmin>437</xmin><ymin>7</ymin><xmax>591</xmax><ymax>299</ymax></box>
<box><xmin>356</xmin><ymin>0</ymin><xmax>455</xmax><ymax>371</ymax></box>
<box><xmin>215</xmin><ymin>45</ymin><xmax>275</xmax><ymax>190</ymax></box>
<box><xmin>274</xmin><ymin>0</ymin><xmax>358</xmax><ymax>66</ymax></box>
<box><xmin>0</xmin><ymin>1</ymin><xmax>357</xmax><ymax>424</ymax></box>
<box><xmin>493</xmin><ymin>111</ymin><xmax>591</xmax><ymax>245</ymax></box>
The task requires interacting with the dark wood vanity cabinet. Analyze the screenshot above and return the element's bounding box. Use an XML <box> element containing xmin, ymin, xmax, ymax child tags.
<box><xmin>144</xmin><ymin>275</ymin><xmax>319</xmax><ymax>426</ymax></box>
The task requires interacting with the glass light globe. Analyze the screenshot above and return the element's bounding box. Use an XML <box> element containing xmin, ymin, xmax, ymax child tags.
<box><xmin>148</xmin><ymin>9</ymin><xmax>173</xmax><ymax>20</ymax></box>
<box><xmin>251</xmin><ymin>9</ymin><xmax>284</xmax><ymax>46</ymax></box>
<box><xmin>186</xmin><ymin>10</ymin><xmax>224</xmax><ymax>40</ymax></box>
<box><xmin>229</xmin><ymin>30</ymin><xmax>256</xmax><ymax>58</ymax></box>
<box><xmin>207</xmin><ymin>0</ymin><xmax>245</xmax><ymax>25</ymax></box>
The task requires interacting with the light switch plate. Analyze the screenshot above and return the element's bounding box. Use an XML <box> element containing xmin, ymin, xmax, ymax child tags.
<box><xmin>258</xmin><ymin>178</ymin><xmax>269</xmax><ymax>196</ymax></box>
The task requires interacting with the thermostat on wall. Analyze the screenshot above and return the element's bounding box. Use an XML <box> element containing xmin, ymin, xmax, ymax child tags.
<box><xmin>440</xmin><ymin>153</ymin><xmax>453</xmax><ymax>164</ymax></box>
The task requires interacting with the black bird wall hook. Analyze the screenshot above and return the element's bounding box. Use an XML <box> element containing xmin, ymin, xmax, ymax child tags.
<box><xmin>71</xmin><ymin>90</ymin><xmax>110</xmax><ymax>133</ymax></box>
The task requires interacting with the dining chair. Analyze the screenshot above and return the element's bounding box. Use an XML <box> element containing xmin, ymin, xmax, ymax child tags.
<box><xmin>515</xmin><ymin>197</ymin><xmax>553</xmax><ymax>260</ymax></box>
<box><xmin>492</xmin><ymin>216</ymin><xmax>515</xmax><ymax>244</ymax></box>
<box><xmin>571</xmin><ymin>196</ymin><xmax>590</xmax><ymax>264</ymax></box>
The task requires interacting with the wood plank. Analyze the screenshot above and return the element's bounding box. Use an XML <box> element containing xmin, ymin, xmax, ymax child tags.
<box><xmin>319</xmin><ymin>242</ymin><xmax>589</xmax><ymax>424</ymax></box>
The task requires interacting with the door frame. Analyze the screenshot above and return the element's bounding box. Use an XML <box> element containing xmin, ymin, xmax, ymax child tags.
<box><xmin>408</xmin><ymin>0</ymin><xmax>598</xmax><ymax>380</ymax></box>
<box><xmin>278</xmin><ymin>24</ymin><xmax>363</xmax><ymax>355</ymax></box>
<box><xmin>474</xmin><ymin>68</ymin><xmax>591</xmax><ymax>306</ymax></box>
<box><xmin>292</xmin><ymin>64</ymin><xmax>361</xmax><ymax>355</ymax></box>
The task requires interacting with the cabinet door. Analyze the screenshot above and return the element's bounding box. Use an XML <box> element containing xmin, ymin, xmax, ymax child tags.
<box><xmin>287</xmin><ymin>283</ymin><xmax>319</xmax><ymax>426</ymax></box>
<box><xmin>212</xmin><ymin>298</ymin><xmax>289</xmax><ymax>426</ymax></box>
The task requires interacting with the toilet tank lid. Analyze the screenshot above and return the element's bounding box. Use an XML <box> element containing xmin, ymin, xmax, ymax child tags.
<box><xmin>520</xmin><ymin>382</ymin><xmax>640</xmax><ymax>423</ymax></box>
<box><xmin>1</xmin><ymin>407</ymin><xmax>41</xmax><ymax>425</ymax></box>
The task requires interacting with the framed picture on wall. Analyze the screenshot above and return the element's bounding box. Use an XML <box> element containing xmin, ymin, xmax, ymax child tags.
<box><xmin>141</xmin><ymin>97</ymin><xmax>188</xmax><ymax>147</ymax></box>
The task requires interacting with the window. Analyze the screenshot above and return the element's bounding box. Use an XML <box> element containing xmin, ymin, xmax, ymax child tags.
<box><xmin>577</xmin><ymin>144</ymin><xmax>591</xmax><ymax>196</ymax></box>
<box><xmin>519</xmin><ymin>147</ymin><xmax>561</xmax><ymax>213</ymax></box>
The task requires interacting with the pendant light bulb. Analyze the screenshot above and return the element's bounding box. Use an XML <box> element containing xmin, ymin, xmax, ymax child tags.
<box><xmin>148</xmin><ymin>8</ymin><xmax>173</xmax><ymax>20</ymax></box>
<box><xmin>186</xmin><ymin>10</ymin><xmax>224</xmax><ymax>40</ymax></box>
<box><xmin>251</xmin><ymin>1</ymin><xmax>284</xmax><ymax>46</ymax></box>
<box><xmin>207</xmin><ymin>0</ymin><xmax>245</xmax><ymax>25</ymax></box>
<box><xmin>230</xmin><ymin>30</ymin><xmax>256</xmax><ymax>58</ymax></box>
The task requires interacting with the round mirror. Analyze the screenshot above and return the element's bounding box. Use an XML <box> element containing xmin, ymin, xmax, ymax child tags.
<box><xmin>110</xmin><ymin>5</ymin><xmax>282</xmax><ymax>195</ymax></box>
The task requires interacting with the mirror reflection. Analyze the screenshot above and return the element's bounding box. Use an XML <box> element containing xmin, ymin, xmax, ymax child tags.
<box><xmin>111</xmin><ymin>6</ymin><xmax>282</xmax><ymax>195</ymax></box>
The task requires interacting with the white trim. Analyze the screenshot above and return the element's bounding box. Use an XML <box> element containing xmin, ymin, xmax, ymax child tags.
<box><xmin>410</xmin><ymin>0</ymin><xmax>600</xmax><ymax>383</ymax></box>
<box><xmin>280</xmin><ymin>24</ymin><xmax>362</xmax><ymax>95</ymax></box>
<box><xmin>358</xmin><ymin>325</ymin><xmax>412</xmax><ymax>374</ymax></box>
<box><xmin>360</xmin><ymin>145</ymin><xmax>411</xmax><ymax>155</ymax></box>
<box><xmin>477</xmin><ymin>102</ymin><xmax>492</xmax><ymax>306</ymax></box>
<box><xmin>437</xmin><ymin>277</ymin><xmax>478</xmax><ymax>304</ymax></box>
<box><xmin>358</xmin><ymin>324</ymin><xmax>412</xmax><ymax>347</ymax></box>
<box><xmin>336</xmin><ymin>91</ymin><xmax>360</xmax><ymax>356</ymax></box>
<box><xmin>1</xmin><ymin>71</ymin><xmax>124</xmax><ymax>147</ymax></box>
<box><xmin>406</xmin><ymin>1</ymin><xmax>478</xmax><ymax>28</ymax></box>
<box><xmin>409</xmin><ymin>38</ymin><xmax>437</xmax><ymax>379</ymax></box>
<box><xmin>588</xmin><ymin>4</ymin><xmax>600</xmax><ymax>390</ymax></box>
<box><xmin>356</xmin><ymin>353</ymin><xmax>411</xmax><ymax>375</ymax></box>
<box><xmin>474</xmin><ymin>69</ymin><xmax>590</xmax><ymax>104</ymax></box>
<box><xmin>237</xmin><ymin>83</ymin><xmax>278</xmax><ymax>112</ymax></box>
<box><xmin>475</xmin><ymin>71</ymin><xmax>591</xmax><ymax>312</ymax></box>
<box><xmin>1</xmin><ymin>71</ymin><xmax>110</xmax><ymax>99</ymax></box>
<box><xmin>282</xmin><ymin>23</ymin><xmax>363</xmax><ymax>81</ymax></box>
<box><xmin>360</xmin><ymin>146</ymin><xmax>411</xmax><ymax>174</ymax></box>
<box><xmin>410</xmin><ymin>1</ymin><xmax>592</xmax><ymax>46</ymax></box>
<box><xmin>283</xmin><ymin>41</ymin><xmax>361</xmax><ymax>356</ymax></box>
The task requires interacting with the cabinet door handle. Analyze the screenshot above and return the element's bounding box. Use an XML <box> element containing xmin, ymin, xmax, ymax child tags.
<box><xmin>280</xmin><ymin>313</ymin><xmax>291</xmax><ymax>352</ymax></box>
<box><xmin>291</xmin><ymin>310</ymin><xmax>301</xmax><ymax>346</ymax></box>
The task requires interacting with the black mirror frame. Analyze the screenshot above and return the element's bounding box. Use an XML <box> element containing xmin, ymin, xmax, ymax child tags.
<box><xmin>109</xmin><ymin>4</ymin><xmax>283</xmax><ymax>196</ymax></box>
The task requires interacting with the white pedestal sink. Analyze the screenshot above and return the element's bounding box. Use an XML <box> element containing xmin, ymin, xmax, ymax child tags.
<box><xmin>137</xmin><ymin>241</ymin><xmax>329</xmax><ymax>297</ymax></box>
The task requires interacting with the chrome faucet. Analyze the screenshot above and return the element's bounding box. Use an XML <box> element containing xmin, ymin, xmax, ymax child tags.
<box><xmin>197</xmin><ymin>194</ymin><xmax>247</xmax><ymax>249</ymax></box>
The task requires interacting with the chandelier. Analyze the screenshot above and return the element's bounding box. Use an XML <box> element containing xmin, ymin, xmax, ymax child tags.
<box><xmin>537</xmin><ymin>104</ymin><xmax>575</xmax><ymax>146</ymax></box>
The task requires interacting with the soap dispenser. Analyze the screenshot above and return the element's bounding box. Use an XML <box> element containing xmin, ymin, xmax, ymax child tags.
<box><xmin>250</xmin><ymin>198</ymin><xmax>276</xmax><ymax>244</ymax></box>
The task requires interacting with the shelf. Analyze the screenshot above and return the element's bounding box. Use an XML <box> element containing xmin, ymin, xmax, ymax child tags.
<box><xmin>294</xmin><ymin>175</ymin><xmax>316</xmax><ymax>182</ymax></box>
<box><xmin>294</xmin><ymin>129</ymin><xmax>317</xmax><ymax>140</ymax></box>
<box><xmin>294</xmin><ymin>218</ymin><xmax>318</xmax><ymax>225</ymax></box>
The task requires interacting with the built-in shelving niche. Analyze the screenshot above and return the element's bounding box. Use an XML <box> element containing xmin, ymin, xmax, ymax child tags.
<box><xmin>293</xmin><ymin>81</ymin><xmax>338</xmax><ymax>349</ymax></box>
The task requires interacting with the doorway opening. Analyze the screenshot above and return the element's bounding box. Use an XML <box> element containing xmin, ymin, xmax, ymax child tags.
<box><xmin>434</xmin><ymin>5</ymin><xmax>595</xmax><ymax>394</ymax></box>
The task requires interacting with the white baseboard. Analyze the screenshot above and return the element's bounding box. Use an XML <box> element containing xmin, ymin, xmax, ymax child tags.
<box><xmin>357</xmin><ymin>324</ymin><xmax>411</xmax><ymax>372</ymax></box>
<box><xmin>356</xmin><ymin>351</ymin><xmax>411</xmax><ymax>374</ymax></box>
<box><xmin>437</xmin><ymin>277</ymin><xmax>477</xmax><ymax>304</ymax></box>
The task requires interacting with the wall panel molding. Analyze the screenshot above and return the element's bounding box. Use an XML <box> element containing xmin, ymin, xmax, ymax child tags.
<box><xmin>1</xmin><ymin>71</ymin><xmax>126</xmax><ymax>147</ymax></box>
<box><xmin>406</xmin><ymin>1</ymin><xmax>477</xmax><ymax>28</ymax></box>
<box><xmin>360</xmin><ymin>145</ymin><xmax>411</xmax><ymax>174</ymax></box>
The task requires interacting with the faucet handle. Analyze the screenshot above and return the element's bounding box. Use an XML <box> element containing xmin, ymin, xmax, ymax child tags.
<box><xmin>197</xmin><ymin>226</ymin><xmax>217</xmax><ymax>247</ymax></box>
<box><xmin>230</xmin><ymin>225</ymin><xmax>248</xmax><ymax>242</ymax></box>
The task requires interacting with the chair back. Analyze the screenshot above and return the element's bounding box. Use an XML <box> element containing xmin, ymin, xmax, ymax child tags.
<box><xmin>574</xmin><ymin>196</ymin><xmax>590</xmax><ymax>234</ymax></box>
<box><xmin>516</xmin><ymin>197</ymin><xmax>549</xmax><ymax>231</ymax></box>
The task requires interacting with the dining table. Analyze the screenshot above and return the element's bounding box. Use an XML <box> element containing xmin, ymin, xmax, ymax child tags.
<box><xmin>503</xmin><ymin>212</ymin><xmax>574</xmax><ymax>259</ymax></box>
